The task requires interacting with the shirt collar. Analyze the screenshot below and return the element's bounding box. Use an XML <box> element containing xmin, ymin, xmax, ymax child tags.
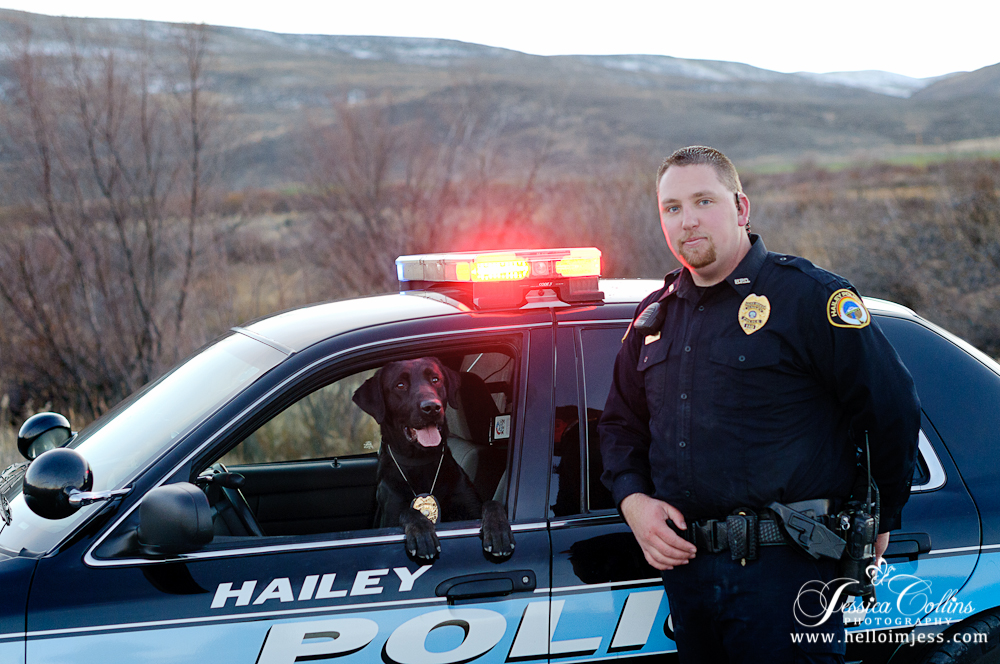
<box><xmin>724</xmin><ymin>234</ymin><xmax>767</xmax><ymax>297</ymax></box>
<box><xmin>668</xmin><ymin>233</ymin><xmax>768</xmax><ymax>301</ymax></box>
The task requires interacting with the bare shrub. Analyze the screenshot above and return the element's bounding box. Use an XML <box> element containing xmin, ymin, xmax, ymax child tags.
<box><xmin>545</xmin><ymin>152</ymin><xmax>678</xmax><ymax>280</ymax></box>
<box><xmin>301</xmin><ymin>90</ymin><xmax>556</xmax><ymax>300</ymax></box>
<box><xmin>0</xmin><ymin>22</ymin><xmax>223</xmax><ymax>418</ymax></box>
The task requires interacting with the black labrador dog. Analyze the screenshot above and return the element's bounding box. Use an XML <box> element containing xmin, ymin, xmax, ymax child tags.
<box><xmin>352</xmin><ymin>357</ymin><xmax>514</xmax><ymax>560</ymax></box>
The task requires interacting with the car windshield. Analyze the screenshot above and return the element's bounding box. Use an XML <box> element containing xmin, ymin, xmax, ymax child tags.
<box><xmin>0</xmin><ymin>332</ymin><xmax>287</xmax><ymax>555</ymax></box>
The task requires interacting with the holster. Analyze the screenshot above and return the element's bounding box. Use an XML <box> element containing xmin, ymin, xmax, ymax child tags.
<box><xmin>768</xmin><ymin>499</ymin><xmax>846</xmax><ymax>560</ymax></box>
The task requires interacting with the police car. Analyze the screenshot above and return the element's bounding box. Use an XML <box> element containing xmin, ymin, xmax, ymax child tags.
<box><xmin>1</xmin><ymin>248</ymin><xmax>998</xmax><ymax>664</ymax></box>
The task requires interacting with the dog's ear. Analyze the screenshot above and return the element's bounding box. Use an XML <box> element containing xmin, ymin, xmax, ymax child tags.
<box><xmin>441</xmin><ymin>363</ymin><xmax>462</xmax><ymax>409</ymax></box>
<box><xmin>352</xmin><ymin>369</ymin><xmax>386</xmax><ymax>424</ymax></box>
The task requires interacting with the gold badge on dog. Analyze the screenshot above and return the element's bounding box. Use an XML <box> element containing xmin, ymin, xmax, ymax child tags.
<box><xmin>738</xmin><ymin>294</ymin><xmax>770</xmax><ymax>335</ymax></box>
<box><xmin>411</xmin><ymin>494</ymin><xmax>440</xmax><ymax>524</ymax></box>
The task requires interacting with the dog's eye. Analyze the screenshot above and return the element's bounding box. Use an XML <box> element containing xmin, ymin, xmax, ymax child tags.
<box><xmin>395</xmin><ymin>381</ymin><xmax>406</xmax><ymax>390</ymax></box>
<box><xmin>430</xmin><ymin>376</ymin><xmax>439</xmax><ymax>383</ymax></box>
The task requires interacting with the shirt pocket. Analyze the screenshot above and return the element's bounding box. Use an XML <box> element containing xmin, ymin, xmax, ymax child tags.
<box><xmin>708</xmin><ymin>335</ymin><xmax>782</xmax><ymax>410</ymax></box>
<box><xmin>637</xmin><ymin>337</ymin><xmax>671</xmax><ymax>414</ymax></box>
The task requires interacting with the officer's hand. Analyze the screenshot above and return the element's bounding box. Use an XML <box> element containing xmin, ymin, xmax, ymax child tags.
<box><xmin>875</xmin><ymin>532</ymin><xmax>890</xmax><ymax>566</ymax></box>
<box><xmin>620</xmin><ymin>493</ymin><xmax>697</xmax><ymax>571</ymax></box>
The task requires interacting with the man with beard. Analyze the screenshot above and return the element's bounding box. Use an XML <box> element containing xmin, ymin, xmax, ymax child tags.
<box><xmin>599</xmin><ymin>146</ymin><xmax>920</xmax><ymax>663</ymax></box>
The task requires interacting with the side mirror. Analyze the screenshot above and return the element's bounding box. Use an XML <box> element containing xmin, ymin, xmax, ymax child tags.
<box><xmin>23</xmin><ymin>448</ymin><xmax>131</xmax><ymax>520</ymax></box>
<box><xmin>18</xmin><ymin>412</ymin><xmax>74</xmax><ymax>460</ymax></box>
<box><xmin>23</xmin><ymin>448</ymin><xmax>94</xmax><ymax>519</ymax></box>
<box><xmin>138</xmin><ymin>483</ymin><xmax>214</xmax><ymax>555</ymax></box>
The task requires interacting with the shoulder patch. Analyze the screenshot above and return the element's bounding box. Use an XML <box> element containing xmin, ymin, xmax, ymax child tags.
<box><xmin>827</xmin><ymin>289</ymin><xmax>870</xmax><ymax>328</ymax></box>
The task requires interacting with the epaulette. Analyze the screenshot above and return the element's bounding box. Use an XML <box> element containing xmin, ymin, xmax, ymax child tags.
<box><xmin>769</xmin><ymin>253</ymin><xmax>845</xmax><ymax>290</ymax></box>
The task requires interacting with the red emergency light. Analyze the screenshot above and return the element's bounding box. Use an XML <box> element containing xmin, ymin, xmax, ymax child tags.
<box><xmin>396</xmin><ymin>248</ymin><xmax>604</xmax><ymax>309</ymax></box>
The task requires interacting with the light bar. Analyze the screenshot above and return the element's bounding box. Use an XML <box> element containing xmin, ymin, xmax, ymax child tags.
<box><xmin>396</xmin><ymin>247</ymin><xmax>604</xmax><ymax>309</ymax></box>
<box><xmin>397</xmin><ymin>247</ymin><xmax>601</xmax><ymax>284</ymax></box>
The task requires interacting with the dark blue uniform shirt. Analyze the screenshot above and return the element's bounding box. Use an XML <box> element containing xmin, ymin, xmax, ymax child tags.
<box><xmin>599</xmin><ymin>235</ymin><xmax>920</xmax><ymax>531</ymax></box>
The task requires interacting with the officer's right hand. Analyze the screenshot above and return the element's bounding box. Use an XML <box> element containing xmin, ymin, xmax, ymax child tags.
<box><xmin>620</xmin><ymin>493</ymin><xmax>697</xmax><ymax>570</ymax></box>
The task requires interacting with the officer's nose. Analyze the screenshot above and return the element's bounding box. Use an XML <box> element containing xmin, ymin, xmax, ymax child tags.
<box><xmin>420</xmin><ymin>400</ymin><xmax>442</xmax><ymax>417</ymax></box>
<box><xmin>681</xmin><ymin>208</ymin><xmax>699</xmax><ymax>229</ymax></box>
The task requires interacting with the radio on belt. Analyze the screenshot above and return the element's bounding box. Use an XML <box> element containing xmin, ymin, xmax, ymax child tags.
<box><xmin>396</xmin><ymin>247</ymin><xmax>604</xmax><ymax>309</ymax></box>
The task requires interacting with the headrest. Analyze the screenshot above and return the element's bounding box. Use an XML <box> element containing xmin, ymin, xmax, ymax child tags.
<box><xmin>446</xmin><ymin>372</ymin><xmax>501</xmax><ymax>446</ymax></box>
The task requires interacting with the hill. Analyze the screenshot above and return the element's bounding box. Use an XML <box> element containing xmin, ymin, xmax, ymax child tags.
<box><xmin>1</xmin><ymin>8</ymin><xmax>999</xmax><ymax>188</ymax></box>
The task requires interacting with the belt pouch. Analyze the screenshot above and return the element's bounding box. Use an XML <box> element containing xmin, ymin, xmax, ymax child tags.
<box><xmin>726</xmin><ymin>512</ymin><xmax>759</xmax><ymax>562</ymax></box>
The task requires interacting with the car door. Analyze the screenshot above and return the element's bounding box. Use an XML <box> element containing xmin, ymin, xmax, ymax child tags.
<box><xmin>547</xmin><ymin>322</ymin><xmax>674</xmax><ymax>662</ymax></box>
<box><xmin>23</xmin><ymin>324</ymin><xmax>556</xmax><ymax>664</ymax></box>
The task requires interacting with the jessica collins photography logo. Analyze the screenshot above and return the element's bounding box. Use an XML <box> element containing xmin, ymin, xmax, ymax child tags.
<box><xmin>793</xmin><ymin>562</ymin><xmax>973</xmax><ymax>629</ymax></box>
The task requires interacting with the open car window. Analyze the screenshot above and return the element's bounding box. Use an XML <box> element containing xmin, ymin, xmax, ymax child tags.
<box><xmin>204</xmin><ymin>347</ymin><xmax>518</xmax><ymax>540</ymax></box>
<box><xmin>220</xmin><ymin>369</ymin><xmax>381</xmax><ymax>465</ymax></box>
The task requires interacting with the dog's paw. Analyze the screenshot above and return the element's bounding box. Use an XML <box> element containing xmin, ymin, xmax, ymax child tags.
<box><xmin>480</xmin><ymin>500</ymin><xmax>515</xmax><ymax>558</ymax></box>
<box><xmin>404</xmin><ymin>517</ymin><xmax>440</xmax><ymax>561</ymax></box>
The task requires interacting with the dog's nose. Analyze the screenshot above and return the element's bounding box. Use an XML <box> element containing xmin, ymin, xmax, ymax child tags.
<box><xmin>420</xmin><ymin>400</ymin><xmax>442</xmax><ymax>416</ymax></box>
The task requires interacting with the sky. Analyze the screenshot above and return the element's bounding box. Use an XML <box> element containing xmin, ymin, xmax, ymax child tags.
<box><xmin>1</xmin><ymin>0</ymin><xmax>997</xmax><ymax>80</ymax></box>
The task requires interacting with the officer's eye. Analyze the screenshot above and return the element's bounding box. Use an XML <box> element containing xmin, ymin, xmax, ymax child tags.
<box><xmin>665</xmin><ymin>205</ymin><xmax>680</xmax><ymax>214</ymax></box>
<box><xmin>698</xmin><ymin>198</ymin><xmax>712</xmax><ymax>206</ymax></box>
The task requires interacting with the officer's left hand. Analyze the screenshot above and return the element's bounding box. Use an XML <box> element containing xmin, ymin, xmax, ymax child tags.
<box><xmin>875</xmin><ymin>532</ymin><xmax>890</xmax><ymax>566</ymax></box>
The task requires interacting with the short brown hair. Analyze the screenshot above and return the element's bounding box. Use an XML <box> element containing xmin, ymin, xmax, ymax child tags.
<box><xmin>655</xmin><ymin>146</ymin><xmax>743</xmax><ymax>196</ymax></box>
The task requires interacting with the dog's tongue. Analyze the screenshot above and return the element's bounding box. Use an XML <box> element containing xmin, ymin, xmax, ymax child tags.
<box><xmin>415</xmin><ymin>426</ymin><xmax>441</xmax><ymax>447</ymax></box>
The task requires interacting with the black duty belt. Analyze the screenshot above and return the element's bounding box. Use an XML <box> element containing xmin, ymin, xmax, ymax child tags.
<box><xmin>676</xmin><ymin>499</ymin><xmax>839</xmax><ymax>564</ymax></box>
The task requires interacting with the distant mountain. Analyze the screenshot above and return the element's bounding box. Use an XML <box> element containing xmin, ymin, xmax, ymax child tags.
<box><xmin>798</xmin><ymin>70</ymin><xmax>948</xmax><ymax>98</ymax></box>
<box><xmin>1</xmin><ymin>8</ymin><xmax>999</xmax><ymax>189</ymax></box>
<box><xmin>914</xmin><ymin>63</ymin><xmax>1000</xmax><ymax>100</ymax></box>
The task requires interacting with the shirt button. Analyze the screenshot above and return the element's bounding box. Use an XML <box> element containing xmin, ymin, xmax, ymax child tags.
<box><xmin>739</xmin><ymin>355</ymin><xmax>746</xmax><ymax>362</ymax></box>
<box><xmin>680</xmin><ymin>393</ymin><xmax>688</xmax><ymax>400</ymax></box>
<box><xmin>684</xmin><ymin>346</ymin><xmax>691</xmax><ymax>352</ymax></box>
<box><xmin>698</xmin><ymin>305</ymin><xmax>705</xmax><ymax>311</ymax></box>
<box><xmin>684</xmin><ymin>490</ymin><xmax>692</xmax><ymax>497</ymax></box>
<box><xmin>679</xmin><ymin>441</ymin><xmax>687</xmax><ymax>448</ymax></box>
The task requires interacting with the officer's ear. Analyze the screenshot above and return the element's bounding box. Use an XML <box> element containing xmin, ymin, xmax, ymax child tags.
<box><xmin>735</xmin><ymin>192</ymin><xmax>751</xmax><ymax>233</ymax></box>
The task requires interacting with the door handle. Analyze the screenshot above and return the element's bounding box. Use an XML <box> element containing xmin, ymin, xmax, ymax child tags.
<box><xmin>436</xmin><ymin>570</ymin><xmax>536</xmax><ymax>604</ymax></box>
<box><xmin>884</xmin><ymin>532</ymin><xmax>932</xmax><ymax>559</ymax></box>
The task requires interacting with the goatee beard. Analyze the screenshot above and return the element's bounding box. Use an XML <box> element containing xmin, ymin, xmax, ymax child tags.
<box><xmin>680</xmin><ymin>239</ymin><xmax>717</xmax><ymax>269</ymax></box>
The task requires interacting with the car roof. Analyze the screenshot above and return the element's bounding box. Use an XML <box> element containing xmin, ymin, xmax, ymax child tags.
<box><xmin>239</xmin><ymin>279</ymin><xmax>921</xmax><ymax>354</ymax></box>
<box><xmin>239</xmin><ymin>292</ymin><xmax>467</xmax><ymax>353</ymax></box>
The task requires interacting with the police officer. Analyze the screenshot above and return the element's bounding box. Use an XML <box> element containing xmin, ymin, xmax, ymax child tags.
<box><xmin>599</xmin><ymin>146</ymin><xmax>920</xmax><ymax>663</ymax></box>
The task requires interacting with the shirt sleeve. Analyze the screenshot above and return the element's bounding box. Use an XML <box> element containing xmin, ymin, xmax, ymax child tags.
<box><xmin>598</xmin><ymin>301</ymin><xmax>657</xmax><ymax>509</ymax></box>
<box><xmin>809</xmin><ymin>284</ymin><xmax>921</xmax><ymax>532</ymax></box>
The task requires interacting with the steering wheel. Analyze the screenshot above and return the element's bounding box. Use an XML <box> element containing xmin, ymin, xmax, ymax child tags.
<box><xmin>209</xmin><ymin>463</ymin><xmax>265</xmax><ymax>537</ymax></box>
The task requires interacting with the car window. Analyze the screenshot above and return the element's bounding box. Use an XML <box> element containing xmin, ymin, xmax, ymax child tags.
<box><xmin>580</xmin><ymin>327</ymin><xmax>624</xmax><ymax>512</ymax></box>
<box><xmin>550</xmin><ymin>326</ymin><xmax>620</xmax><ymax>517</ymax></box>
<box><xmin>204</xmin><ymin>346</ymin><xmax>517</xmax><ymax>540</ymax></box>
<box><xmin>550</xmin><ymin>327</ymin><xmax>583</xmax><ymax>518</ymax></box>
<box><xmin>219</xmin><ymin>369</ymin><xmax>381</xmax><ymax>465</ymax></box>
